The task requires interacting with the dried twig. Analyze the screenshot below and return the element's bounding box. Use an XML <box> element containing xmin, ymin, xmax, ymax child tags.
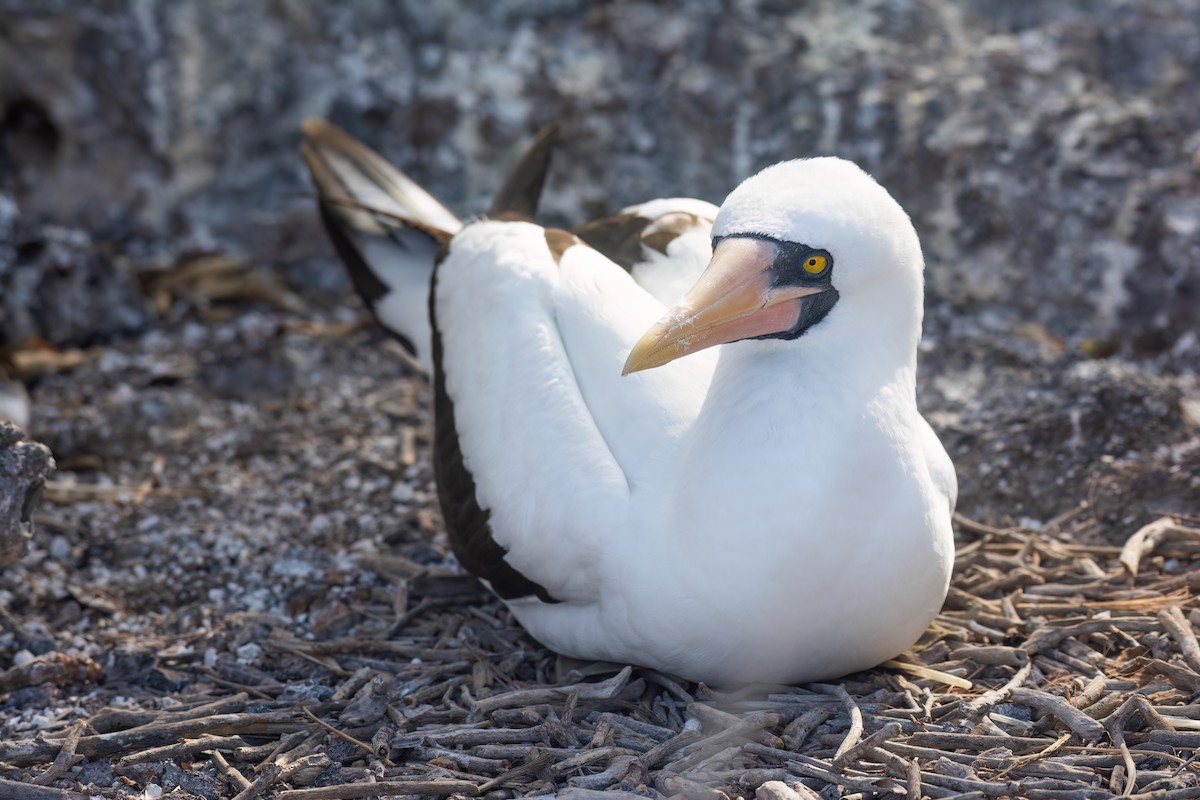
<box><xmin>1009</xmin><ymin>688</ymin><xmax>1106</xmax><ymax>742</ymax></box>
<box><xmin>1158</xmin><ymin>607</ymin><xmax>1200</xmax><ymax>674</ymax></box>
<box><xmin>29</xmin><ymin>723</ymin><xmax>83</xmax><ymax>786</ymax></box>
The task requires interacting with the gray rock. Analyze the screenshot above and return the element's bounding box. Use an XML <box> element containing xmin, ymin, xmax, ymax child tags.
<box><xmin>0</xmin><ymin>421</ymin><xmax>53</xmax><ymax>566</ymax></box>
<box><xmin>0</xmin><ymin>216</ymin><xmax>151</xmax><ymax>346</ymax></box>
<box><xmin>0</xmin><ymin>1</ymin><xmax>1197</xmax><ymax>356</ymax></box>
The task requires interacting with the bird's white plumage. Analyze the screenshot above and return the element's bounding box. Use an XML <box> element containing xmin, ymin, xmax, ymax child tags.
<box><xmin>433</xmin><ymin>159</ymin><xmax>955</xmax><ymax>685</ymax></box>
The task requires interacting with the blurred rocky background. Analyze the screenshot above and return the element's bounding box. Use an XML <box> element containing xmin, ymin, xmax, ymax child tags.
<box><xmin>0</xmin><ymin>1</ymin><xmax>1197</xmax><ymax>527</ymax></box>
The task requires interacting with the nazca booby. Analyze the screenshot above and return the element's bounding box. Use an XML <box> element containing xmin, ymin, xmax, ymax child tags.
<box><xmin>301</xmin><ymin>120</ymin><xmax>956</xmax><ymax>686</ymax></box>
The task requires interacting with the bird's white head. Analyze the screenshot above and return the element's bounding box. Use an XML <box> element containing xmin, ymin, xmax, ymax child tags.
<box><xmin>623</xmin><ymin>157</ymin><xmax>925</xmax><ymax>375</ymax></box>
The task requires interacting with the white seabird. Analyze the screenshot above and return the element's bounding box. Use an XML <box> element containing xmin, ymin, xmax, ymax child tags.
<box><xmin>302</xmin><ymin>121</ymin><xmax>956</xmax><ymax>686</ymax></box>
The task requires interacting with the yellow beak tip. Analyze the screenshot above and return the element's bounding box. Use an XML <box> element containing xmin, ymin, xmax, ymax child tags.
<box><xmin>621</xmin><ymin>352</ymin><xmax>646</xmax><ymax>377</ymax></box>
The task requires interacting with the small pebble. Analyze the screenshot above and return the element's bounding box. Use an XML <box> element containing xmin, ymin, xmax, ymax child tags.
<box><xmin>235</xmin><ymin>643</ymin><xmax>263</xmax><ymax>663</ymax></box>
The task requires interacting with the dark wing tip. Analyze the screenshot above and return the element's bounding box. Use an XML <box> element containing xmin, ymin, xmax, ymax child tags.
<box><xmin>487</xmin><ymin>123</ymin><xmax>562</xmax><ymax>220</ymax></box>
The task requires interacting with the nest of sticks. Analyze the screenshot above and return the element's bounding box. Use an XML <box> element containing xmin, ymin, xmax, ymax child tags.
<box><xmin>3</xmin><ymin>512</ymin><xmax>1200</xmax><ymax>800</ymax></box>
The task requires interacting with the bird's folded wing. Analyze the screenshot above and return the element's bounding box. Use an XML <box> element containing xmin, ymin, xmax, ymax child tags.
<box><xmin>432</xmin><ymin>221</ymin><xmax>714</xmax><ymax>604</ymax></box>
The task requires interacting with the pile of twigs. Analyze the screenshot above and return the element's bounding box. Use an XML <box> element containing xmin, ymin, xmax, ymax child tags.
<box><xmin>2</xmin><ymin>513</ymin><xmax>1199</xmax><ymax>800</ymax></box>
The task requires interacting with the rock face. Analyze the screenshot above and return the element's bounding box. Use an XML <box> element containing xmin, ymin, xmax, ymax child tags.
<box><xmin>1</xmin><ymin>1</ymin><xmax>1198</xmax><ymax>357</ymax></box>
<box><xmin>0</xmin><ymin>421</ymin><xmax>53</xmax><ymax>567</ymax></box>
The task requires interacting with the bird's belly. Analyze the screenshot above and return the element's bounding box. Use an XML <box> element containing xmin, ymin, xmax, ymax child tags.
<box><xmin>509</xmin><ymin>490</ymin><xmax>952</xmax><ymax>686</ymax></box>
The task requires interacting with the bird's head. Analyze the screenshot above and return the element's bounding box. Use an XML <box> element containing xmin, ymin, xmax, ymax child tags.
<box><xmin>622</xmin><ymin>157</ymin><xmax>924</xmax><ymax>375</ymax></box>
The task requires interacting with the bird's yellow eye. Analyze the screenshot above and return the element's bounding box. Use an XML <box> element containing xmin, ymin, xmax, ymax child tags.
<box><xmin>803</xmin><ymin>255</ymin><xmax>827</xmax><ymax>274</ymax></box>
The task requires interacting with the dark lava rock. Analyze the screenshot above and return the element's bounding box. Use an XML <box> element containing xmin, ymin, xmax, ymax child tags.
<box><xmin>76</xmin><ymin>759</ymin><xmax>115</xmax><ymax>787</ymax></box>
<box><xmin>162</xmin><ymin>761</ymin><xmax>223</xmax><ymax>800</ymax></box>
<box><xmin>0</xmin><ymin>421</ymin><xmax>53</xmax><ymax>566</ymax></box>
<box><xmin>0</xmin><ymin>2</ymin><xmax>1197</xmax><ymax>355</ymax></box>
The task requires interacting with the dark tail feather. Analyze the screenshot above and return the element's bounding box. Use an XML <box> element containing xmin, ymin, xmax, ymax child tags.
<box><xmin>487</xmin><ymin>123</ymin><xmax>561</xmax><ymax>220</ymax></box>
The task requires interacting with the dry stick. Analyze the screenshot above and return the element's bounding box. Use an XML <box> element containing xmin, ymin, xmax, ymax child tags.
<box><xmin>275</xmin><ymin>779</ymin><xmax>481</xmax><ymax>799</ymax></box>
<box><xmin>903</xmin><ymin>732</ymin><xmax>1059</xmax><ymax>752</ymax></box>
<box><xmin>557</xmin><ymin>789</ymin><xmax>658</xmax><ymax>800</ymax></box>
<box><xmin>883</xmin><ymin>740</ymin><xmax>1135</xmax><ymax>774</ymax></box>
<box><xmin>1159</xmin><ymin>607</ymin><xmax>1200</xmax><ymax>674</ymax></box>
<box><xmin>1083</xmin><ymin>692</ymin><xmax>1129</xmax><ymax>722</ymax></box>
<box><xmin>959</xmin><ymin>658</ymin><xmax>1033</xmax><ymax>719</ymax></box>
<box><xmin>0</xmin><ymin>778</ymin><xmax>89</xmax><ymax>800</ymax></box>
<box><xmin>812</xmin><ymin>683</ymin><xmax>864</xmax><ymax>764</ymax></box>
<box><xmin>547</xmin><ymin>746</ymin><xmax>630</xmax><ymax>778</ymax></box>
<box><xmin>210</xmin><ymin>749</ymin><xmax>252</xmax><ymax>792</ymax></box>
<box><xmin>369</xmin><ymin>725</ymin><xmax>392</xmax><ymax>759</ymax></box>
<box><xmin>1023</xmin><ymin>617</ymin><xmax>1162</xmax><ymax>654</ymax></box>
<box><xmin>1148</xmin><ymin>730</ymin><xmax>1200</xmax><ymax>746</ymax></box>
<box><xmin>3</xmin><ymin>711</ymin><xmax>309</xmax><ymax>766</ymax></box>
<box><xmin>953</xmin><ymin>513</ymin><xmax>1021</xmax><ymax>537</ymax></box>
<box><xmin>882</xmin><ymin>660</ymin><xmax>973</xmax><ymax>690</ymax></box>
<box><xmin>243</xmin><ymin>730</ymin><xmax>308</xmax><ymax>765</ymax></box>
<box><xmin>949</xmin><ymin>646</ymin><xmax>1029</xmax><ymax>667</ymax></box>
<box><xmin>160</xmin><ymin>692</ymin><xmax>252</xmax><ymax>719</ymax></box>
<box><xmin>394</xmin><ymin>724</ymin><xmax>553</xmax><ymax>750</ymax></box>
<box><xmin>195</xmin><ymin>670</ymin><xmax>278</xmax><ymax>701</ymax></box>
<box><xmin>995</xmin><ymin>733</ymin><xmax>1072</xmax><ymax>778</ymax></box>
<box><xmin>640</xmin><ymin>728</ymin><xmax>704</xmax><ymax>769</ymax></box>
<box><xmin>1115</xmin><ymin>737</ymin><xmax>1137</xmax><ymax>798</ymax></box>
<box><xmin>476</xmin><ymin>749</ymin><xmax>559</xmax><ymax>792</ymax></box>
<box><xmin>751</xmin><ymin>781</ymin><xmax>802</xmax><ymax>800</ymax></box>
<box><xmin>1104</xmin><ymin>694</ymin><xmax>1176</xmax><ymax>734</ymax></box>
<box><xmin>116</xmin><ymin>734</ymin><xmax>248</xmax><ymax>766</ymax></box>
<box><xmin>469</xmin><ymin>666</ymin><xmax>632</xmax><ymax>716</ymax></box>
<box><xmin>380</xmin><ymin>597</ymin><xmax>435</xmax><ymax>639</ymax></box>
<box><xmin>231</xmin><ymin>763</ymin><xmax>282</xmax><ymax>800</ymax></box>
<box><xmin>597</xmin><ymin>712</ymin><xmax>675</xmax><ymax>742</ymax></box>
<box><xmin>782</xmin><ymin>780</ymin><xmax>825</xmax><ymax>800</ymax></box>
<box><xmin>656</xmin><ymin>773</ymin><xmax>728</xmax><ymax>800</ymax></box>
<box><xmin>1120</xmin><ymin>518</ymin><xmax>1186</xmax><ymax>577</ymax></box>
<box><xmin>30</xmin><ymin>721</ymin><xmax>83</xmax><ymax>786</ymax></box>
<box><xmin>786</xmin><ymin>756</ymin><xmax>905</xmax><ymax>796</ymax></box>
<box><xmin>281</xmin><ymin>753</ymin><xmax>334</xmax><ymax>784</ymax></box>
<box><xmin>469</xmin><ymin>744</ymin><xmax>576</xmax><ymax>761</ymax></box>
<box><xmin>411</xmin><ymin>745</ymin><xmax>508</xmax><ymax>775</ymax></box>
<box><xmin>689</xmin><ymin>743</ymin><xmax>743</xmax><ymax>774</ymax></box>
<box><xmin>905</xmin><ymin>758</ymin><xmax>922</xmax><ymax>800</ymax></box>
<box><xmin>1033</xmin><ymin>674</ymin><xmax>1107</xmax><ymax>734</ymax></box>
<box><xmin>1126</xmin><ymin>791</ymin><xmax>1200</xmax><ymax>800</ymax></box>
<box><xmin>568</xmin><ymin>755</ymin><xmax>638</xmax><ymax>790</ymax></box>
<box><xmin>301</xmin><ymin>707</ymin><xmax>377</xmax><ymax>761</ymax></box>
<box><xmin>666</xmin><ymin>709</ymin><xmax>780</xmax><ymax>772</ymax></box>
<box><xmin>782</xmin><ymin>707</ymin><xmax>832</xmax><ymax>750</ymax></box>
<box><xmin>236</xmin><ymin>748</ymin><xmax>336</xmax><ymax>800</ymax></box>
<box><xmin>1143</xmin><ymin>658</ymin><xmax>1200</xmax><ymax>692</ymax></box>
<box><xmin>1104</xmin><ymin>694</ymin><xmax>1155</xmax><ymax>798</ymax></box>
<box><xmin>1009</xmin><ymin>687</ymin><xmax>1106</xmax><ymax>742</ymax></box>
<box><xmin>832</xmin><ymin>722</ymin><xmax>903</xmax><ymax>771</ymax></box>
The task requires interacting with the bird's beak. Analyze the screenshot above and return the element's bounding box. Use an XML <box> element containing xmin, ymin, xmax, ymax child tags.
<box><xmin>623</xmin><ymin>238</ymin><xmax>824</xmax><ymax>375</ymax></box>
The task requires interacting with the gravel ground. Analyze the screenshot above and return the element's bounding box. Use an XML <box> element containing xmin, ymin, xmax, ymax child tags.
<box><xmin>0</xmin><ymin>290</ymin><xmax>1197</xmax><ymax>797</ymax></box>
